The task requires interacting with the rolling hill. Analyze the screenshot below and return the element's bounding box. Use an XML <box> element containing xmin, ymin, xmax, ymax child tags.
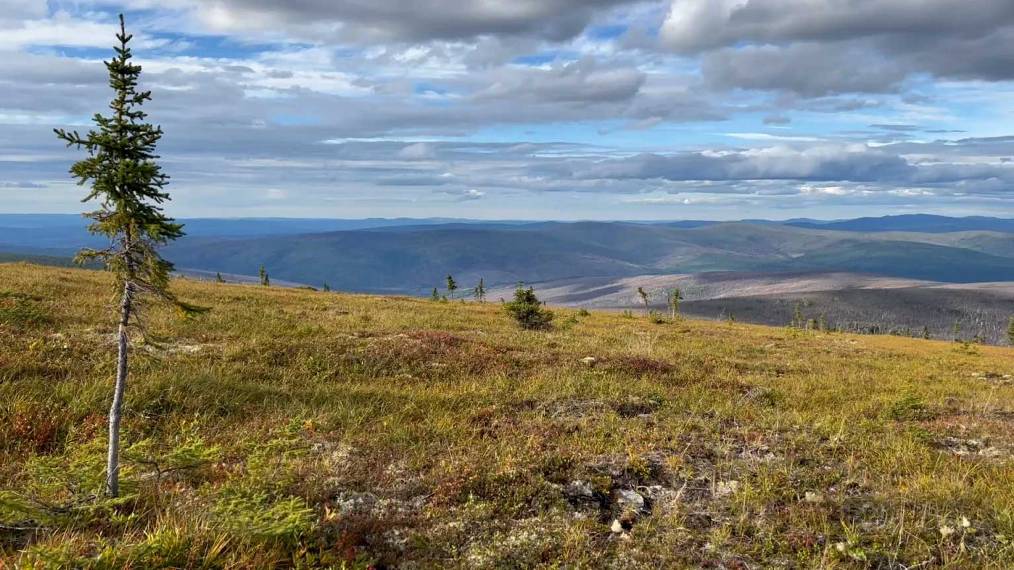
<box><xmin>154</xmin><ymin>221</ymin><xmax>1014</xmax><ymax>292</ymax></box>
<box><xmin>3</xmin><ymin>215</ymin><xmax>1011</xmax><ymax>344</ymax></box>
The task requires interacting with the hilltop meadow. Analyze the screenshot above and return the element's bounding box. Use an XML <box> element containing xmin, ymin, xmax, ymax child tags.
<box><xmin>2</xmin><ymin>263</ymin><xmax>1013</xmax><ymax>568</ymax></box>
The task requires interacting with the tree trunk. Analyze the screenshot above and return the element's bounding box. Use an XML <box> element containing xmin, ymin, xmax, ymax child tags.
<box><xmin>106</xmin><ymin>280</ymin><xmax>133</xmax><ymax>497</ymax></box>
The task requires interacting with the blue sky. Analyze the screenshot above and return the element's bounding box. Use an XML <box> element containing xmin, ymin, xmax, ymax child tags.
<box><xmin>1</xmin><ymin>0</ymin><xmax>1013</xmax><ymax>219</ymax></box>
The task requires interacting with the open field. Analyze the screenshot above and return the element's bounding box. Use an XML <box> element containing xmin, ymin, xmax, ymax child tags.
<box><xmin>2</xmin><ymin>263</ymin><xmax>1013</xmax><ymax>568</ymax></box>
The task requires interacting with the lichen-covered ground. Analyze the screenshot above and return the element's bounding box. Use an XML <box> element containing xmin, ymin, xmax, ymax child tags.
<box><xmin>2</xmin><ymin>263</ymin><xmax>1012</xmax><ymax>568</ymax></box>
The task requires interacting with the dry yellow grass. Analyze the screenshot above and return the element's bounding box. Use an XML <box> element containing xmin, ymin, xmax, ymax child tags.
<box><xmin>2</xmin><ymin>262</ymin><xmax>1013</xmax><ymax>568</ymax></box>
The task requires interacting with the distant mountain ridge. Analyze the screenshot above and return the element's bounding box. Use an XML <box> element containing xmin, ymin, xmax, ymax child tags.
<box><xmin>2</xmin><ymin>214</ymin><xmax>1012</xmax><ymax>292</ymax></box>
<box><xmin>784</xmin><ymin>214</ymin><xmax>1014</xmax><ymax>233</ymax></box>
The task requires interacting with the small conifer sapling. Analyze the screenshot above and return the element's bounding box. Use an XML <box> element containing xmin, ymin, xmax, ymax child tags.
<box><xmin>504</xmin><ymin>283</ymin><xmax>554</xmax><ymax>330</ymax></box>
<box><xmin>474</xmin><ymin>277</ymin><xmax>486</xmax><ymax>303</ymax></box>
<box><xmin>446</xmin><ymin>274</ymin><xmax>458</xmax><ymax>299</ymax></box>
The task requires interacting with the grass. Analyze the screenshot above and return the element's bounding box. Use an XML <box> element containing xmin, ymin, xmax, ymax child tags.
<box><xmin>1</xmin><ymin>262</ymin><xmax>1013</xmax><ymax>568</ymax></box>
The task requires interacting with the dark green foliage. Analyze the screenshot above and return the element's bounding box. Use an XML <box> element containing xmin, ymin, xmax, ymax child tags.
<box><xmin>259</xmin><ymin>265</ymin><xmax>269</xmax><ymax>287</ymax></box>
<box><xmin>636</xmin><ymin>286</ymin><xmax>650</xmax><ymax>315</ymax></box>
<box><xmin>51</xmin><ymin>15</ymin><xmax>200</xmax><ymax>499</ymax></box>
<box><xmin>503</xmin><ymin>284</ymin><xmax>553</xmax><ymax>330</ymax></box>
<box><xmin>215</xmin><ymin>272</ymin><xmax>225</xmax><ymax>283</ymax></box>
<box><xmin>53</xmin><ymin>16</ymin><xmax>190</xmax><ymax>311</ymax></box>
<box><xmin>323</xmin><ymin>282</ymin><xmax>330</xmax><ymax>292</ymax></box>
<box><xmin>0</xmin><ymin>291</ymin><xmax>49</xmax><ymax>328</ymax></box>
<box><xmin>446</xmin><ymin>274</ymin><xmax>458</xmax><ymax>299</ymax></box>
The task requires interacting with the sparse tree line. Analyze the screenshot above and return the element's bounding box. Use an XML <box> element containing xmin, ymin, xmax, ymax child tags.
<box><xmin>784</xmin><ymin>300</ymin><xmax>1013</xmax><ymax>345</ymax></box>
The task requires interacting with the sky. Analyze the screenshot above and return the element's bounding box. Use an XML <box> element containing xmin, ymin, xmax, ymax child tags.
<box><xmin>1</xmin><ymin>0</ymin><xmax>1013</xmax><ymax>220</ymax></box>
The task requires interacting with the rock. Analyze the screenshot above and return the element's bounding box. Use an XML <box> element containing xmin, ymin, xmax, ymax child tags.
<box><xmin>580</xmin><ymin>356</ymin><xmax>598</xmax><ymax>367</ymax></box>
<box><xmin>610</xmin><ymin>519</ymin><xmax>624</xmax><ymax>533</ymax></box>
<box><xmin>615</xmin><ymin>489</ymin><xmax>645</xmax><ymax>512</ymax></box>
<box><xmin>335</xmin><ymin>491</ymin><xmax>378</xmax><ymax>515</ymax></box>
<box><xmin>564</xmin><ymin>480</ymin><xmax>596</xmax><ymax>505</ymax></box>
<box><xmin>804</xmin><ymin>491</ymin><xmax>824</xmax><ymax>504</ymax></box>
<box><xmin>714</xmin><ymin>480</ymin><xmax>739</xmax><ymax>498</ymax></box>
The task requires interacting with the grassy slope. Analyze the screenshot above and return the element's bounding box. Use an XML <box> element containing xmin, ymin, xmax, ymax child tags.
<box><xmin>1</xmin><ymin>263</ymin><xmax>1013</xmax><ymax>569</ymax></box>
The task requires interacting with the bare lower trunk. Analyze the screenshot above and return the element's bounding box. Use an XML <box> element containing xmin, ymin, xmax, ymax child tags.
<box><xmin>106</xmin><ymin>281</ymin><xmax>133</xmax><ymax>497</ymax></box>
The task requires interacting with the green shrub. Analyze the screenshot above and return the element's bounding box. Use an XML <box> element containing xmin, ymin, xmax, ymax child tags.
<box><xmin>0</xmin><ymin>291</ymin><xmax>48</xmax><ymax>328</ymax></box>
<box><xmin>503</xmin><ymin>285</ymin><xmax>553</xmax><ymax>330</ymax></box>
<box><xmin>213</xmin><ymin>492</ymin><xmax>313</xmax><ymax>543</ymax></box>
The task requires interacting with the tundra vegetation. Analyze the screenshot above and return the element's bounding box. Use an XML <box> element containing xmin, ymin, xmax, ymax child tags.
<box><xmin>2</xmin><ymin>263</ymin><xmax>1012</xmax><ymax>568</ymax></box>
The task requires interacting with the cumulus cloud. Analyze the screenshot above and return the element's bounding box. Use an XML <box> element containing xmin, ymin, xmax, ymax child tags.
<box><xmin>582</xmin><ymin>145</ymin><xmax>919</xmax><ymax>182</ymax></box>
<box><xmin>660</xmin><ymin>0</ymin><xmax>1014</xmax><ymax>94</ymax></box>
<box><xmin>2</xmin><ymin>1</ymin><xmax>1013</xmax><ymax>217</ymax></box>
<box><xmin>660</xmin><ymin>0</ymin><xmax>1014</xmax><ymax>53</ymax></box>
<box><xmin>474</xmin><ymin>59</ymin><xmax>645</xmax><ymax>104</ymax></box>
<box><xmin>109</xmin><ymin>0</ymin><xmax>641</xmax><ymax>43</ymax></box>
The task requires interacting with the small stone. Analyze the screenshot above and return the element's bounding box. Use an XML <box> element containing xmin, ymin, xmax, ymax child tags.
<box><xmin>615</xmin><ymin>489</ymin><xmax>645</xmax><ymax>511</ymax></box>
<box><xmin>564</xmin><ymin>480</ymin><xmax>595</xmax><ymax>501</ymax></box>
<box><xmin>610</xmin><ymin>519</ymin><xmax>624</xmax><ymax>533</ymax></box>
<box><xmin>715</xmin><ymin>480</ymin><xmax>739</xmax><ymax>498</ymax></box>
<box><xmin>939</xmin><ymin>525</ymin><xmax>955</xmax><ymax>538</ymax></box>
<box><xmin>580</xmin><ymin>356</ymin><xmax>598</xmax><ymax>366</ymax></box>
<box><xmin>804</xmin><ymin>491</ymin><xmax>824</xmax><ymax>503</ymax></box>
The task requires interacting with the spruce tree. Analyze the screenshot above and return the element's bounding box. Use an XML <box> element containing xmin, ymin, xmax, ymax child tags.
<box><xmin>54</xmin><ymin>15</ymin><xmax>199</xmax><ymax>497</ymax></box>
<box><xmin>323</xmin><ymin>282</ymin><xmax>330</xmax><ymax>292</ymax></box>
<box><xmin>666</xmin><ymin>288</ymin><xmax>683</xmax><ymax>320</ymax></box>
<box><xmin>504</xmin><ymin>284</ymin><xmax>554</xmax><ymax>330</ymax></box>
<box><xmin>474</xmin><ymin>278</ymin><xmax>486</xmax><ymax>303</ymax></box>
<box><xmin>446</xmin><ymin>274</ymin><xmax>458</xmax><ymax>299</ymax></box>
<box><xmin>431</xmin><ymin>287</ymin><xmax>440</xmax><ymax>301</ymax></box>
<box><xmin>215</xmin><ymin>272</ymin><xmax>225</xmax><ymax>283</ymax></box>
<box><xmin>259</xmin><ymin>265</ymin><xmax>269</xmax><ymax>286</ymax></box>
<box><xmin>636</xmin><ymin>286</ymin><xmax>650</xmax><ymax>316</ymax></box>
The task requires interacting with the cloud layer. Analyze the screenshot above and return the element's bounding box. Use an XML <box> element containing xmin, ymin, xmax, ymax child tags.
<box><xmin>0</xmin><ymin>1</ymin><xmax>1011</xmax><ymax>218</ymax></box>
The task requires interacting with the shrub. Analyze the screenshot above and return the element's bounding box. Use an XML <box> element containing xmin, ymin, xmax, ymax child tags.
<box><xmin>212</xmin><ymin>492</ymin><xmax>313</xmax><ymax>544</ymax></box>
<box><xmin>503</xmin><ymin>285</ymin><xmax>553</xmax><ymax>330</ymax></box>
<box><xmin>0</xmin><ymin>291</ymin><xmax>49</xmax><ymax>328</ymax></box>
